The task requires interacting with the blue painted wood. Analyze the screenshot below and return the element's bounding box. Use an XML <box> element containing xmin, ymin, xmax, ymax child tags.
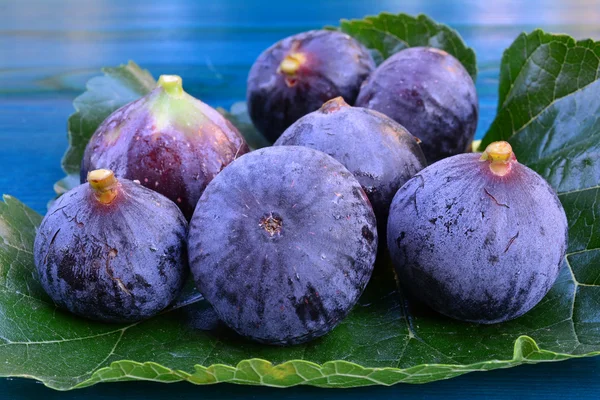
<box><xmin>1</xmin><ymin>0</ymin><xmax>600</xmax><ymax>397</ymax></box>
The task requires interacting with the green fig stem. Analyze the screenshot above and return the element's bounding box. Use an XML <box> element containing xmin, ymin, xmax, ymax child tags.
<box><xmin>88</xmin><ymin>169</ymin><xmax>119</xmax><ymax>204</ymax></box>
<box><xmin>157</xmin><ymin>75</ymin><xmax>184</xmax><ymax>98</ymax></box>
<box><xmin>480</xmin><ymin>141</ymin><xmax>516</xmax><ymax>176</ymax></box>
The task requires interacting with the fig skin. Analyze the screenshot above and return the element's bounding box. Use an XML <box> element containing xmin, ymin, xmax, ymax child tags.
<box><xmin>247</xmin><ymin>30</ymin><xmax>376</xmax><ymax>142</ymax></box>
<box><xmin>34</xmin><ymin>171</ymin><xmax>188</xmax><ymax>323</ymax></box>
<box><xmin>356</xmin><ymin>47</ymin><xmax>478</xmax><ymax>163</ymax></box>
<box><xmin>81</xmin><ymin>75</ymin><xmax>250</xmax><ymax>220</ymax></box>
<box><xmin>275</xmin><ymin>97</ymin><xmax>427</xmax><ymax>233</ymax></box>
<box><xmin>188</xmin><ymin>146</ymin><xmax>378</xmax><ymax>345</ymax></box>
<box><xmin>387</xmin><ymin>142</ymin><xmax>568</xmax><ymax>324</ymax></box>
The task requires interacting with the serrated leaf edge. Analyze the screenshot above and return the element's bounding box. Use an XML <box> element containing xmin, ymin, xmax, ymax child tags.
<box><xmin>339</xmin><ymin>12</ymin><xmax>478</xmax><ymax>80</ymax></box>
<box><xmin>2</xmin><ymin>335</ymin><xmax>594</xmax><ymax>391</ymax></box>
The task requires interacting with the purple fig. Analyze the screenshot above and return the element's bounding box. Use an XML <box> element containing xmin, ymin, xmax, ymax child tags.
<box><xmin>275</xmin><ymin>97</ymin><xmax>427</xmax><ymax>235</ymax></box>
<box><xmin>34</xmin><ymin>169</ymin><xmax>188</xmax><ymax>322</ymax></box>
<box><xmin>247</xmin><ymin>30</ymin><xmax>376</xmax><ymax>142</ymax></box>
<box><xmin>387</xmin><ymin>141</ymin><xmax>568</xmax><ymax>324</ymax></box>
<box><xmin>356</xmin><ymin>47</ymin><xmax>478</xmax><ymax>163</ymax></box>
<box><xmin>81</xmin><ymin>75</ymin><xmax>250</xmax><ymax>219</ymax></box>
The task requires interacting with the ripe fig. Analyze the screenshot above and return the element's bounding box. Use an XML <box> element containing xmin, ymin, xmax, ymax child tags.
<box><xmin>356</xmin><ymin>47</ymin><xmax>478</xmax><ymax>163</ymax></box>
<box><xmin>81</xmin><ymin>75</ymin><xmax>250</xmax><ymax>219</ymax></box>
<box><xmin>34</xmin><ymin>169</ymin><xmax>188</xmax><ymax>323</ymax></box>
<box><xmin>247</xmin><ymin>30</ymin><xmax>376</xmax><ymax>142</ymax></box>
<box><xmin>387</xmin><ymin>142</ymin><xmax>568</xmax><ymax>324</ymax></box>
<box><xmin>188</xmin><ymin>146</ymin><xmax>378</xmax><ymax>345</ymax></box>
<box><xmin>275</xmin><ymin>97</ymin><xmax>426</xmax><ymax>233</ymax></box>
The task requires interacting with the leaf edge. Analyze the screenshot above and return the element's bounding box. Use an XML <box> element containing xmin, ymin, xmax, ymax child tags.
<box><xmin>2</xmin><ymin>335</ymin><xmax>596</xmax><ymax>391</ymax></box>
<box><xmin>338</xmin><ymin>12</ymin><xmax>478</xmax><ymax>81</ymax></box>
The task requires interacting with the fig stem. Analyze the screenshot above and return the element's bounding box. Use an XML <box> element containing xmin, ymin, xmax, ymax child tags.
<box><xmin>88</xmin><ymin>169</ymin><xmax>119</xmax><ymax>204</ymax></box>
<box><xmin>320</xmin><ymin>97</ymin><xmax>349</xmax><ymax>114</ymax></box>
<box><xmin>157</xmin><ymin>75</ymin><xmax>184</xmax><ymax>98</ymax></box>
<box><xmin>480</xmin><ymin>141</ymin><xmax>515</xmax><ymax>176</ymax></box>
<box><xmin>278</xmin><ymin>52</ymin><xmax>306</xmax><ymax>76</ymax></box>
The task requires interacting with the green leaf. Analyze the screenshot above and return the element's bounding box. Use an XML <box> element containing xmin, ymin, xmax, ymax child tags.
<box><xmin>338</xmin><ymin>13</ymin><xmax>477</xmax><ymax>80</ymax></box>
<box><xmin>60</xmin><ymin>61</ymin><xmax>157</xmax><ymax>176</ymax></box>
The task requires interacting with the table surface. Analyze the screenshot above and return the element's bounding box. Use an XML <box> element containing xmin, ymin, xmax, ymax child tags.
<box><xmin>2</xmin><ymin>0</ymin><xmax>600</xmax><ymax>398</ymax></box>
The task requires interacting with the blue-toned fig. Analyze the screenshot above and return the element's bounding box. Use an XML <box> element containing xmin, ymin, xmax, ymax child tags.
<box><xmin>275</xmin><ymin>97</ymin><xmax>426</xmax><ymax>234</ymax></box>
<box><xmin>387</xmin><ymin>142</ymin><xmax>568</xmax><ymax>324</ymax></box>
<box><xmin>81</xmin><ymin>75</ymin><xmax>250</xmax><ymax>219</ymax></box>
<box><xmin>356</xmin><ymin>47</ymin><xmax>478</xmax><ymax>163</ymax></box>
<box><xmin>247</xmin><ymin>30</ymin><xmax>376</xmax><ymax>142</ymax></box>
<box><xmin>188</xmin><ymin>146</ymin><xmax>378</xmax><ymax>345</ymax></box>
<box><xmin>34</xmin><ymin>169</ymin><xmax>188</xmax><ymax>322</ymax></box>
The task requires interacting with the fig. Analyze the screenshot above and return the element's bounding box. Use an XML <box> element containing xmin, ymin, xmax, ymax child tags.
<box><xmin>275</xmin><ymin>97</ymin><xmax>426</xmax><ymax>234</ymax></box>
<box><xmin>34</xmin><ymin>169</ymin><xmax>188</xmax><ymax>322</ymax></box>
<box><xmin>81</xmin><ymin>75</ymin><xmax>250</xmax><ymax>219</ymax></box>
<box><xmin>188</xmin><ymin>146</ymin><xmax>377</xmax><ymax>345</ymax></box>
<box><xmin>387</xmin><ymin>142</ymin><xmax>568</xmax><ymax>324</ymax></box>
<box><xmin>247</xmin><ymin>30</ymin><xmax>375</xmax><ymax>142</ymax></box>
<box><xmin>356</xmin><ymin>47</ymin><xmax>478</xmax><ymax>163</ymax></box>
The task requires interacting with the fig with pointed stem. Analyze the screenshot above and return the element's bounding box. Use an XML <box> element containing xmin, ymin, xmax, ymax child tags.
<box><xmin>34</xmin><ymin>169</ymin><xmax>188</xmax><ymax>322</ymax></box>
<box><xmin>81</xmin><ymin>75</ymin><xmax>250</xmax><ymax>219</ymax></box>
<box><xmin>275</xmin><ymin>97</ymin><xmax>427</xmax><ymax>235</ymax></box>
<box><xmin>387</xmin><ymin>142</ymin><xmax>568</xmax><ymax>324</ymax></box>
<box><xmin>247</xmin><ymin>30</ymin><xmax>376</xmax><ymax>142</ymax></box>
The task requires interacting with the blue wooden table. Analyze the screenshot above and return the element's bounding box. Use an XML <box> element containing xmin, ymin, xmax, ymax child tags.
<box><xmin>1</xmin><ymin>0</ymin><xmax>600</xmax><ymax>398</ymax></box>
